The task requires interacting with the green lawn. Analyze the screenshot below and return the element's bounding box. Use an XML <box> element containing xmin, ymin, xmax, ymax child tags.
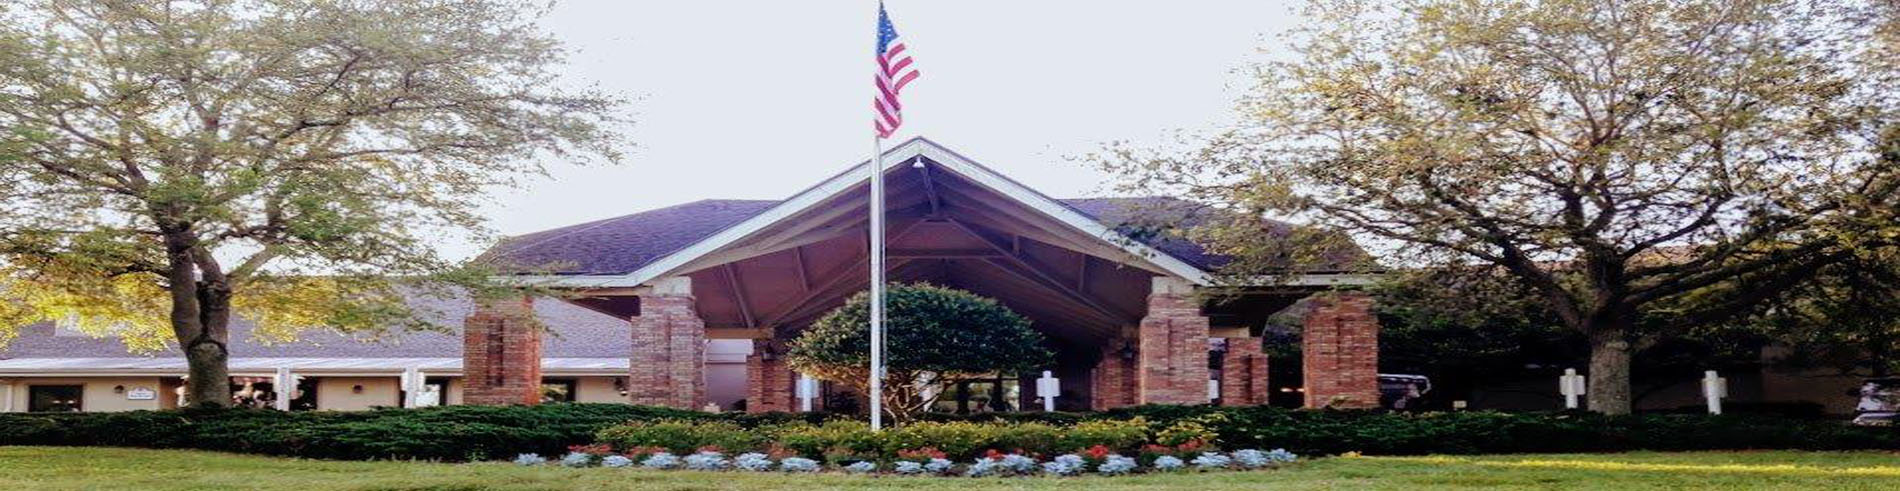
<box><xmin>3</xmin><ymin>447</ymin><xmax>1898</xmax><ymax>490</ymax></box>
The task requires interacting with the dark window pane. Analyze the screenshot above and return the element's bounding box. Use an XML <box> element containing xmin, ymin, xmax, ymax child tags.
<box><xmin>540</xmin><ymin>379</ymin><xmax>576</xmax><ymax>403</ymax></box>
<box><xmin>29</xmin><ymin>385</ymin><xmax>83</xmax><ymax>412</ymax></box>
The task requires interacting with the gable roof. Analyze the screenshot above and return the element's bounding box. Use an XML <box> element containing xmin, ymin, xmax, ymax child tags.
<box><xmin>482</xmin><ymin>138</ymin><xmax>1236</xmax><ymax>286</ymax></box>
<box><xmin>481</xmin><ymin>196</ymin><xmax>1235</xmax><ymax>277</ymax></box>
<box><xmin>0</xmin><ymin>294</ymin><xmax>635</xmax><ymax>360</ymax></box>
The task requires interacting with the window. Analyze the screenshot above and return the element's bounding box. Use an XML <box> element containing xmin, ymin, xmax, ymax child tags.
<box><xmin>540</xmin><ymin>379</ymin><xmax>577</xmax><ymax>403</ymax></box>
<box><xmin>929</xmin><ymin>378</ymin><xmax>1020</xmax><ymax>414</ymax></box>
<box><xmin>28</xmin><ymin>385</ymin><xmax>83</xmax><ymax>412</ymax></box>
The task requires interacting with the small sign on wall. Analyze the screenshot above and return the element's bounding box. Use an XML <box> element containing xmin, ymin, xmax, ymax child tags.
<box><xmin>125</xmin><ymin>387</ymin><xmax>157</xmax><ymax>401</ymax></box>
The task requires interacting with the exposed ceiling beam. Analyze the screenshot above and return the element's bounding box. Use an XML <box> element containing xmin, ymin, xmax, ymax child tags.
<box><xmin>886</xmin><ymin>248</ymin><xmax>1004</xmax><ymax>259</ymax></box>
<box><xmin>754</xmin><ymin>220</ymin><xmax>925</xmax><ymax>328</ymax></box>
<box><xmin>915</xmin><ymin>159</ymin><xmax>942</xmax><ymax>217</ymax></box>
<box><xmin>791</xmin><ymin>246</ymin><xmax>812</xmax><ymax>291</ymax></box>
<box><xmin>721</xmin><ymin>263</ymin><xmax>756</xmax><ymax>328</ymax></box>
<box><xmin>945</xmin><ymin>218</ymin><xmax>1140</xmax><ymax>323</ymax></box>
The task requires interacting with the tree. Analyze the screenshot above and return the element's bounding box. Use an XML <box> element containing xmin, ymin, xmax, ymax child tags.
<box><xmin>1099</xmin><ymin>0</ymin><xmax>1900</xmax><ymax>413</ymax></box>
<box><xmin>0</xmin><ymin>0</ymin><xmax>623</xmax><ymax>407</ymax></box>
<box><xmin>1727</xmin><ymin>247</ymin><xmax>1900</xmax><ymax>376</ymax></box>
<box><xmin>787</xmin><ymin>283</ymin><xmax>1054</xmax><ymax>424</ymax></box>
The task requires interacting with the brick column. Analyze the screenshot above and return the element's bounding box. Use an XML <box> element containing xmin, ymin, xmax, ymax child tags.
<box><xmin>1090</xmin><ymin>339</ymin><xmax>1139</xmax><ymax>409</ymax></box>
<box><xmin>629</xmin><ymin>277</ymin><xmax>706</xmax><ymax>409</ymax></box>
<box><xmin>1220</xmin><ymin>337</ymin><xmax>1270</xmax><ymax>406</ymax></box>
<box><xmin>462</xmin><ymin>295</ymin><xmax>542</xmax><ymax>405</ymax></box>
<box><xmin>1137</xmin><ymin>277</ymin><xmax>1211</xmax><ymax>405</ymax></box>
<box><xmin>1302</xmin><ymin>292</ymin><xmax>1380</xmax><ymax>409</ymax></box>
<box><xmin>745</xmin><ymin>338</ymin><xmax>796</xmax><ymax>413</ymax></box>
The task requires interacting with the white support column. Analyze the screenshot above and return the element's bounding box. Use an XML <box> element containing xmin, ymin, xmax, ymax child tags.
<box><xmin>273</xmin><ymin>367</ymin><xmax>294</xmax><ymax>411</ymax></box>
<box><xmin>1</xmin><ymin>379</ymin><xmax>14</xmax><ymax>413</ymax></box>
<box><xmin>1702</xmin><ymin>370</ymin><xmax>1728</xmax><ymax>415</ymax></box>
<box><xmin>796</xmin><ymin>374</ymin><xmax>819</xmax><ymax>412</ymax></box>
<box><xmin>401</xmin><ymin>367</ymin><xmax>425</xmax><ymax>408</ymax></box>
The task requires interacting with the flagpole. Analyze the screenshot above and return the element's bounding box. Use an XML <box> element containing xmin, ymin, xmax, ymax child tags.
<box><xmin>869</xmin><ymin>134</ymin><xmax>886</xmax><ymax>431</ymax></box>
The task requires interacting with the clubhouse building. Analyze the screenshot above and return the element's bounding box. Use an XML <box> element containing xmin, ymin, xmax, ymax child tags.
<box><xmin>1</xmin><ymin>139</ymin><xmax>1381</xmax><ymax>413</ymax></box>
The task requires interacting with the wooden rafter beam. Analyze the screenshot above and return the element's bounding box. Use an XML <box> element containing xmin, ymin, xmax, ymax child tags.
<box><xmin>945</xmin><ymin>218</ymin><xmax>1139</xmax><ymax>323</ymax></box>
<box><xmin>953</xmin><ymin>259</ymin><xmax>1124</xmax><ymax>336</ymax></box>
<box><xmin>887</xmin><ymin>248</ymin><xmax>1003</xmax><ymax>259</ymax></box>
<box><xmin>773</xmin><ymin>258</ymin><xmax>941</xmax><ymax>330</ymax></box>
<box><xmin>791</xmin><ymin>246</ymin><xmax>812</xmax><ymax>291</ymax></box>
<box><xmin>722</xmin><ymin>263</ymin><xmax>756</xmax><ymax>328</ymax></box>
<box><xmin>914</xmin><ymin>159</ymin><xmax>942</xmax><ymax>216</ymax></box>
<box><xmin>755</xmin><ymin>220</ymin><xmax>924</xmax><ymax>328</ymax></box>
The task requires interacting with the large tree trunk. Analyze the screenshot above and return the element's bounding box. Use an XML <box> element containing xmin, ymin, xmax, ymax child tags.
<box><xmin>163</xmin><ymin>227</ymin><xmax>233</xmax><ymax>408</ymax></box>
<box><xmin>1585</xmin><ymin>326</ymin><xmax>1634</xmax><ymax>415</ymax></box>
<box><xmin>183</xmin><ymin>283</ymin><xmax>234</xmax><ymax>408</ymax></box>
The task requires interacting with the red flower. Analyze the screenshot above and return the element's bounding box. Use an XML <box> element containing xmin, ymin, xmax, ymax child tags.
<box><xmin>1084</xmin><ymin>445</ymin><xmax>1111</xmax><ymax>459</ymax></box>
<box><xmin>568</xmin><ymin>444</ymin><xmax>614</xmax><ymax>456</ymax></box>
<box><xmin>898</xmin><ymin>447</ymin><xmax>948</xmax><ymax>460</ymax></box>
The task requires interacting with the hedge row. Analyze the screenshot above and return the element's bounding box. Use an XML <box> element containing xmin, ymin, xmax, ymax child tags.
<box><xmin>0</xmin><ymin>404</ymin><xmax>814</xmax><ymax>461</ymax></box>
<box><xmin>1</xmin><ymin>403</ymin><xmax>1894</xmax><ymax>461</ymax></box>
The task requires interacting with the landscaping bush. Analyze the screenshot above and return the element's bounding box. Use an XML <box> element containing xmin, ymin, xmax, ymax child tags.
<box><xmin>2</xmin><ymin>402</ymin><xmax>1896</xmax><ymax>462</ymax></box>
<box><xmin>594</xmin><ymin>420</ymin><xmax>761</xmax><ymax>454</ymax></box>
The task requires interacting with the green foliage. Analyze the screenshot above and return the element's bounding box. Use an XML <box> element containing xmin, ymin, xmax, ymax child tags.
<box><xmin>1096</xmin><ymin>0</ymin><xmax>1900</xmax><ymax>414</ymax></box>
<box><xmin>1059</xmin><ymin>418</ymin><xmax>1152</xmax><ymax>453</ymax></box>
<box><xmin>788</xmin><ymin>283</ymin><xmax>1054</xmax><ymax>421</ymax></box>
<box><xmin>4</xmin><ymin>404</ymin><xmax>1898</xmax><ymax>462</ymax></box>
<box><xmin>592</xmin><ymin>420</ymin><xmax>761</xmax><ymax>454</ymax></box>
<box><xmin>0</xmin><ymin>0</ymin><xmax>624</xmax><ymax>405</ymax></box>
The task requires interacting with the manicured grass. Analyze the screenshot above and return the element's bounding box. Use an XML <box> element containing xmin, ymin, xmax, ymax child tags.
<box><xmin>2</xmin><ymin>446</ymin><xmax>1897</xmax><ymax>490</ymax></box>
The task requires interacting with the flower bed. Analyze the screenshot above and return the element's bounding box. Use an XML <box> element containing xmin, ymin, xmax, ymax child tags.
<box><xmin>513</xmin><ymin>443</ymin><xmax>1299</xmax><ymax>477</ymax></box>
<box><xmin>565</xmin><ymin>417</ymin><xmax>1300</xmax><ymax>477</ymax></box>
<box><xmin>3</xmin><ymin>403</ymin><xmax>1896</xmax><ymax>462</ymax></box>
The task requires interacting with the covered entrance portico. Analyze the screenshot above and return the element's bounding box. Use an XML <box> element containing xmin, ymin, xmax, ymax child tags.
<box><xmin>471</xmin><ymin>138</ymin><xmax>1382</xmax><ymax>412</ymax></box>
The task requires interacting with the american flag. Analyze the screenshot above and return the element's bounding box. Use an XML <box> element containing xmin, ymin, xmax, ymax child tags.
<box><xmin>874</xmin><ymin>3</ymin><xmax>919</xmax><ymax>139</ymax></box>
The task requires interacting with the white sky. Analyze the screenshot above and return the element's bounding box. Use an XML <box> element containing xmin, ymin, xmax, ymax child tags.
<box><xmin>460</xmin><ymin>0</ymin><xmax>1303</xmax><ymax>260</ymax></box>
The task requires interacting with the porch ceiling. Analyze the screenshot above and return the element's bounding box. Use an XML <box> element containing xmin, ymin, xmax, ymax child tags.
<box><xmin>665</xmin><ymin>157</ymin><xmax>1165</xmax><ymax>345</ymax></box>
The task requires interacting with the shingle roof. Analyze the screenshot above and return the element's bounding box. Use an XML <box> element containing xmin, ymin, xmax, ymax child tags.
<box><xmin>0</xmin><ymin>294</ymin><xmax>636</xmax><ymax>360</ymax></box>
<box><xmin>480</xmin><ymin>196</ymin><xmax>1251</xmax><ymax>276</ymax></box>
<box><xmin>481</xmin><ymin>199</ymin><xmax>782</xmax><ymax>275</ymax></box>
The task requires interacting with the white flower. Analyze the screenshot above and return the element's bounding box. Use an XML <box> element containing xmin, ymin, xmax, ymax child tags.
<box><xmin>1097</xmin><ymin>455</ymin><xmax>1138</xmax><ymax>475</ymax></box>
<box><xmin>893</xmin><ymin>461</ymin><xmax>925</xmax><ymax>475</ymax></box>
<box><xmin>1153</xmin><ymin>455</ymin><xmax>1185</xmax><ymax>471</ymax></box>
<box><xmin>684</xmin><ymin>451</ymin><xmax>730</xmax><ymax>471</ymax></box>
<box><xmin>512</xmin><ymin>453</ymin><xmax>547</xmax><ymax>466</ymax></box>
<box><xmin>780</xmin><ymin>457</ymin><xmax>822</xmax><ymax>473</ymax></box>
<box><xmin>641</xmin><ymin>452</ymin><xmax>682</xmax><ymax>469</ymax></box>
<box><xmin>602</xmin><ymin>455</ymin><xmax>634</xmax><ymax>468</ymax></box>
<box><xmin>844</xmin><ymin>461</ymin><xmax>878</xmax><ymax>474</ymax></box>
<box><xmin>965</xmin><ymin>457</ymin><xmax>1002</xmax><ymax>477</ymax></box>
<box><xmin>1190</xmin><ymin>452</ymin><xmax>1232</xmax><ymax>470</ymax></box>
<box><xmin>734</xmin><ymin>453</ymin><xmax>774</xmax><ymax>472</ymax></box>
<box><xmin>924</xmin><ymin>458</ymin><xmax>954</xmax><ymax>474</ymax></box>
<box><xmin>1266</xmin><ymin>448</ymin><xmax>1299</xmax><ymax>463</ymax></box>
<box><xmin>1041</xmin><ymin>454</ymin><xmax>1086</xmax><ymax>476</ymax></box>
<box><xmin>560</xmin><ymin>452</ymin><xmax>595</xmax><ymax>468</ymax></box>
<box><xmin>999</xmin><ymin>454</ymin><xmax>1037</xmax><ymax>474</ymax></box>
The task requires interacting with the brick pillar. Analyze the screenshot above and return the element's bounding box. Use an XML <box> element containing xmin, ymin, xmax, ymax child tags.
<box><xmin>745</xmin><ymin>338</ymin><xmax>796</xmax><ymax>413</ymax></box>
<box><xmin>462</xmin><ymin>295</ymin><xmax>542</xmax><ymax>405</ymax></box>
<box><xmin>1137</xmin><ymin>277</ymin><xmax>1211</xmax><ymax>405</ymax></box>
<box><xmin>1220</xmin><ymin>337</ymin><xmax>1270</xmax><ymax>406</ymax></box>
<box><xmin>1091</xmin><ymin>339</ymin><xmax>1139</xmax><ymax>409</ymax></box>
<box><xmin>1302</xmin><ymin>292</ymin><xmax>1380</xmax><ymax>409</ymax></box>
<box><xmin>629</xmin><ymin>277</ymin><xmax>706</xmax><ymax>409</ymax></box>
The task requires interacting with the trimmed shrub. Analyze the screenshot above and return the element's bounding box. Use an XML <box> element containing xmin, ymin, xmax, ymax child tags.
<box><xmin>593</xmin><ymin>420</ymin><xmax>759</xmax><ymax>455</ymax></box>
<box><xmin>3</xmin><ymin>402</ymin><xmax>1897</xmax><ymax>463</ymax></box>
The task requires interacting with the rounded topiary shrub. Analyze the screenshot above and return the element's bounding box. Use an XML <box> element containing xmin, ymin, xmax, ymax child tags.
<box><xmin>788</xmin><ymin>283</ymin><xmax>1054</xmax><ymax>424</ymax></box>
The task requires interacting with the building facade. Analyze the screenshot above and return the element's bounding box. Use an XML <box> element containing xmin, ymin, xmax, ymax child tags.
<box><xmin>1</xmin><ymin>139</ymin><xmax>1383</xmax><ymax>413</ymax></box>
